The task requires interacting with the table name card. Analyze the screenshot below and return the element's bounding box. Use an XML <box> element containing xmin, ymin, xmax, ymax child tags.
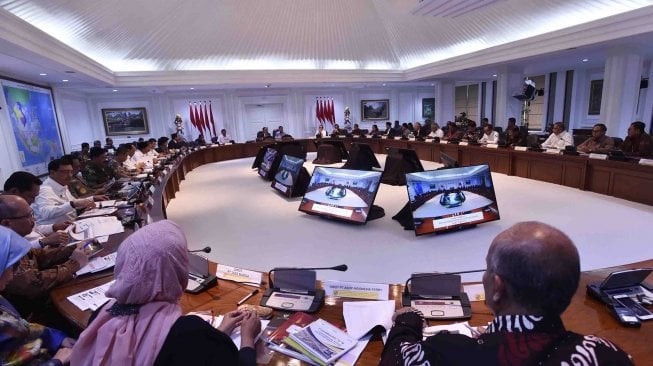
<box><xmin>216</xmin><ymin>264</ymin><xmax>262</xmax><ymax>286</ymax></box>
<box><xmin>440</xmin><ymin>140</ymin><xmax>448</xmax><ymax>144</ymax></box>
<box><xmin>639</xmin><ymin>158</ymin><xmax>653</xmax><ymax>166</ymax></box>
<box><xmin>514</xmin><ymin>146</ymin><xmax>528</xmax><ymax>151</ymax></box>
<box><xmin>589</xmin><ymin>153</ymin><xmax>608</xmax><ymax>160</ymax></box>
<box><xmin>394</xmin><ymin>136</ymin><xmax>401</xmax><ymax>140</ymax></box>
<box><xmin>545</xmin><ymin>148</ymin><xmax>561</xmax><ymax>154</ymax></box>
<box><xmin>459</xmin><ymin>141</ymin><xmax>469</xmax><ymax>146</ymax></box>
<box><xmin>322</xmin><ymin>280</ymin><xmax>389</xmax><ymax>300</ymax></box>
<box><xmin>409</xmin><ymin>137</ymin><xmax>416</xmax><ymax>141</ymax></box>
<box><xmin>486</xmin><ymin>144</ymin><xmax>499</xmax><ymax>149</ymax></box>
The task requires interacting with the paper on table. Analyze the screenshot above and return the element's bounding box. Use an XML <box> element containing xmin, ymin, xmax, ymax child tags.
<box><xmin>187</xmin><ymin>312</ymin><xmax>269</xmax><ymax>349</ymax></box>
<box><xmin>69</xmin><ymin>216</ymin><xmax>124</xmax><ymax>240</ymax></box>
<box><xmin>335</xmin><ymin>334</ymin><xmax>372</xmax><ymax>366</ymax></box>
<box><xmin>76</xmin><ymin>252</ymin><xmax>117</xmax><ymax>276</ymax></box>
<box><xmin>342</xmin><ymin>300</ymin><xmax>395</xmax><ymax>340</ymax></box>
<box><xmin>67</xmin><ymin>280</ymin><xmax>115</xmax><ymax>311</ymax></box>
<box><xmin>423</xmin><ymin>321</ymin><xmax>475</xmax><ymax>339</ymax></box>
<box><xmin>77</xmin><ymin>207</ymin><xmax>118</xmax><ymax>218</ymax></box>
<box><xmin>463</xmin><ymin>283</ymin><xmax>485</xmax><ymax>302</ymax></box>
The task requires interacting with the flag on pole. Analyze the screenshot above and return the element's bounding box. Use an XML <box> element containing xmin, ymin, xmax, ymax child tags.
<box><xmin>209</xmin><ymin>101</ymin><xmax>217</xmax><ymax>137</ymax></box>
<box><xmin>193</xmin><ymin>103</ymin><xmax>203</xmax><ymax>135</ymax></box>
<box><xmin>189</xmin><ymin>102</ymin><xmax>197</xmax><ymax>131</ymax></box>
<box><xmin>315</xmin><ymin>98</ymin><xmax>322</xmax><ymax>126</ymax></box>
<box><xmin>203</xmin><ymin>101</ymin><xmax>211</xmax><ymax>138</ymax></box>
<box><xmin>328</xmin><ymin>98</ymin><xmax>335</xmax><ymax>126</ymax></box>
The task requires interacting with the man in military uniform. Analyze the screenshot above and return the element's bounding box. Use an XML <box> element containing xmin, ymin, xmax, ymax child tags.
<box><xmin>82</xmin><ymin>147</ymin><xmax>115</xmax><ymax>188</ymax></box>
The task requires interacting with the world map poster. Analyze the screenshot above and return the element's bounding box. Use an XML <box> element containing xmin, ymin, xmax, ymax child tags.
<box><xmin>2</xmin><ymin>79</ymin><xmax>64</xmax><ymax>175</ymax></box>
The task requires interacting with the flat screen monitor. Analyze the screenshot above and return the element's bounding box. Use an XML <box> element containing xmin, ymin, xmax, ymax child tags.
<box><xmin>298</xmin><ymin>167</ymin><xmax>382</xmax><ymax>224</ymax></box>
<box><xmin>258</xmin><ymin>147</ymin><xmax>278</xmax><ymax>178</ymax></box>
<box><xmin>405</xmin><ymin>164</ymin><xmax>500</xmax><ymax>235</ymax></box>
<box><xmin>315</xmin><ymin>139</ymin><xmax>349</xmax><ymax>160</ymax></box>
<box><xmin>386</xmin><ymin>147</ymin><xmax>424</xmax><ymax>172</ymax></box>
<box><xmin>272</xmin><ymin>155</ymin><xmax>305</xmax><ymax>196</ymax></box>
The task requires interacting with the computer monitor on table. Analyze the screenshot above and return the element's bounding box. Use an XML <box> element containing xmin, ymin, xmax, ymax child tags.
<box><xmin>405</xmin><ymin>164</ymin><xmax>500</xmax><ymax>235</ymax></box>
<box><xmin>298</xmin><ymin>167</ymin><xmax>383</xmax><ymax>224</ymax></box>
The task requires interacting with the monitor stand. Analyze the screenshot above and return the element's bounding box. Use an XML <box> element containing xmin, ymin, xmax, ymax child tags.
<box><xmin>392</xmin><ymin>202</ymin><xmax>414</xmax><ymax>230</ymax></box>
<box><xmin>368</xmin><ymin>205</ymin><xmax>385</xmax><ymax>221</ymax></box>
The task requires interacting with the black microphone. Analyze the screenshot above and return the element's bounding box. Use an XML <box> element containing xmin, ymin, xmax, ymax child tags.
<box><xmin>189</xmin><ymin>246</ymin><xmax>211</xmax><ymax>254</ymax></box>
<box><xmin>267</xmin><ymin>264</ymin><xmax>347</xmax><ymax>289</ymax></box>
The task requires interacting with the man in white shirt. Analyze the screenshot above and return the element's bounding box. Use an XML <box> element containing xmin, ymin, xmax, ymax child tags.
<box><xmin>3</xmin><ymin>172</ymin><xmax>70</xmax><ymax>248</ymax></box>
<box><xmin>130</xmin><ymin>141</ymin><xmax>154</xmax><ymax>166</ymax></box>
<box><xmin>427</xmin><ymin>123</ymin><xmax>444</xmax><ymax>139</ymax></box>
<box><xmin>217</xmin><ymin>128</ymin><xmax>234</xmax><ymax>145</ymax></box>
<box><xmin>146</xmin><ymin>138</ymin><xmax>158</xmax><ymax>158</ymax></box>
<box><xmin>541</xmin><ymin>122</ymin><xmax>574</xmax><ymax>149</ymax></box>
<box><xmin>33</xmin><ymin>157</ymin><xmax>98</xmax><ymax>225</ymax></box>
<box><xmin>479</xmin><ymin>124</ymin><xmax>500</xmax><ymax>144</ymax></box>
<box><xmin>315</xmin><ymin>124</ymin><xmax>327</xmax><ymax>138</ymax></box>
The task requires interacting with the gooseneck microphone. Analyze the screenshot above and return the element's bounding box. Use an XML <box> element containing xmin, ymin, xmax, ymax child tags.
<box><xmin>188</xmin><ymin>246</ymin><xmax>211</xmax><ymax>254</ymax></box>
<box><xmin>268</xmin><ymin>264</ymin><xmax>348</xmax><ymax>289</ymax></box>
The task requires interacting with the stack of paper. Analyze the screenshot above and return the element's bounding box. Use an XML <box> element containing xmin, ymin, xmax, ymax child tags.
<box><xmin>69</xmin><ymin>216</ymin><xmax>124</xmax><ymax>240</ymax></box>
<box><xmin>67</xmin><ymin>280</ymin><xmax>115</xmax><ymax>311</ymax></box>
<box><xmin>187</xmin><ymin>312</ymin><xmax>269</xmax><ymax>349</ymax></box>
<box><xmin>76</xmin><ymin>252</ymin><xmax>118</xmax><ymax>276</ymax></box>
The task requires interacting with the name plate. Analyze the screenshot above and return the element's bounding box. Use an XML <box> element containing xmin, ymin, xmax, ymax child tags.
<box><xmin>589</xmin><ymin>153</ymin><xmax>608</xmax><ymax>160</ymax></box>
<box><xmin>338</xmin><ymin>135</ymin><xmax>346</xmax><ymax>138</ymax></box>
<box><xmin>514</xmin><ymin>146</ymin><xmax>528</xmax><ymax>151</ymax></box>
<box><xmin>459</xmin><ymin>141</ymin><xmax>469</xmax><ymax>146</ymax></box>
<box><xmin>225</xmin><ymin>142</ymin><xmax>233</xmax><ymax>145</ymax></box>
<box><xmin>639</xmin><ymin>158</ymin><xmax>653</xmax><ymax>166</ymax></box>
<box><xmin>216</xmin><ymin>264</ymin><xmax>262</xmax><ymax>286</ymax></box>
<box><xmin>409</xmin><ymin>137</ymin><xmax>416</xmax><ymax>142</ymax></box>
<box><xmin>322</xmin><ymin>280</ymin><xmax>389</xmax><ymax>300</ymax></box>
<box><xmin>486</xmin><ymin>144</ymin><xmax>499</xmax><ymax>149</ymax></box>
<box><xmin>394</xmin><ymin>136</ymin><xmax>401</xmax><ymax>140</ymax></box>
<box><xmin>381</xmin><ymin>135</ymin><xmax>387</xmax><ymax>139</ymax></box>
<box><xmin>440</xmin><ymin>140</ymin><xmax>448</xmax><ymax>144</ymax></box>
<box><xmin>545</xmin><ymin>148</ymin><xmax>561</xmax><ymax>154</ymax></box>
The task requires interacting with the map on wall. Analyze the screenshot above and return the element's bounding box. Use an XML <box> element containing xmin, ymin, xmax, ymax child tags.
<box><xmin>1</xmin><ymin>79</ymin><xmax>64</xmax><ymax>175</ymax></box>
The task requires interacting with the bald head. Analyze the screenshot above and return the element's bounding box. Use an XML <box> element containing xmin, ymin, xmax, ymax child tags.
<box><xmin>0</xmin><ymin>195</ymin><xmax>35</xmax><ymax>237</ymax></box>
<box><xmin>485</xmin><ymin>221</ymin><xmax>580</xmax><ymax>316</ymax></box>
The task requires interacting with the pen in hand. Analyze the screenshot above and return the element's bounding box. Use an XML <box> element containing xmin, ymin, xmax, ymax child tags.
<box><xmin>236</xmin><ymin>289</ymin><xmax>259</xmax><ymax>306</ymax></box>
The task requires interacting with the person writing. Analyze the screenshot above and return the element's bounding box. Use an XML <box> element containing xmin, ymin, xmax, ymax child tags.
<box><xmin>380</xmin><ymin>221</ymin><xmax>633</xmax><ymax>365</ymax></box>
<box><xmin>71</xmin><ymin>220</ymin><xmax>261</xmax><ymax>366</ymax></box>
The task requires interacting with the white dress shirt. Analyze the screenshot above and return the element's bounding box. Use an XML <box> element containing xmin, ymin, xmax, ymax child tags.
<box><xmin>541</xmin><ymin>131</ymin><xmax>573</xmax><ymax>149</ymax></box>
<box><xmin>479</xmin><ymin>131</ymin><xmax>500</xmax><ymax>144</ymax></box>
<box><xmin>315</xmin><ymin>129</ymin><xmax>327</xmax><ymax>137</ymax></box>
<box><xmin>428</xmin><ymin>129</ymin><xmax>444</xmax><ymax>138</ymax></box>
<box><xmin>131</xmin><ymin>149</ymin><xmax>153</xmax><ymax>165</ymax></box>
<box><xmin>33</xmin><ymin>177</ymin><xmax>77</xmax><ymax>225</ymax></box>
<box><xmin>217</xmin><ymin>133</ymin><xmax>232</xmax><ymax>145</ymax></box>
<box><xmin>24</xmin><ymin>224</ymin><xmax>54</xmax><ymax>249</ymax></box>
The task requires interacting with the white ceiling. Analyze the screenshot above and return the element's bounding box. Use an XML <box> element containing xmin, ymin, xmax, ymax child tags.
<box><xmin>0</xmin><ymin>0</ymin><xmax>652</xmax><ymax>91</ymax></box>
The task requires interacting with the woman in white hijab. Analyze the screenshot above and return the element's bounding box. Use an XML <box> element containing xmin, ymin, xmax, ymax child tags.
<box><xmin>0</xmin><ymin>226</ymin><xmax>74</xmax><ymax>365</ymax></box>
<box><xmin>71</xmin><ymin>220</ymin><xmax>260</xmax><ymax>366</ymax></box>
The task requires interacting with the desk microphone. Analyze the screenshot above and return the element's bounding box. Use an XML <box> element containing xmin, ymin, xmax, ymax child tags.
<box><xmin>188</xmin><ymin>246</ymin><xmax>211</xmax><ymax>254</ymax></box>
<box><xmin>268</xmin><ymin>264</ymin><xmax>347</xmax><ymax>289</ymax></box>
<box><xmin>401</xmin><ymin>269</ymin><xmax>486</xmax><ymax>314</ymax></box>
<box><xmin>261</xmin><ymin>264</ymin><xmax>348</xmax><ymax>313</ymax></box>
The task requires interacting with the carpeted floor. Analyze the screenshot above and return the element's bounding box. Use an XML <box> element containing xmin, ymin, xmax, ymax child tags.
<box><xmin>167</xmin><ymin>153</ymin><xmax>653</xmax><ymax>285</ymax></box>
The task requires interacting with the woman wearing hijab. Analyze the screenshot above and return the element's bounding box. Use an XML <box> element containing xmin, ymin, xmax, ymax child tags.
<box><xmin>71</xmin><ymin>220</ymin><xmax>260</xmax><ymax>366</ymax></box>
<box><xmin>0</xmin><ymin>226</ymin><xmax>74</xmax><ymax>365</ymax></box>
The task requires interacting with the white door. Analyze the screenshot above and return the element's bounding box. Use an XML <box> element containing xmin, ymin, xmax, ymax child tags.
<box><xmin>244</xmin><ymin>103</ymin><xmax>285</xmax><ymax>140</ymax></box>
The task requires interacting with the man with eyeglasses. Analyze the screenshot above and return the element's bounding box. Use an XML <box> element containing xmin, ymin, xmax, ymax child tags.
<box><xmin>3</xmin><ymin>171</ymin><xmax>71</xmax><ymax>248</ymax></box>
<box><xmin>32</xmin><ymin>157</ymin><xmax>100</xmax><ymax>225</ymax></box>
<box><xmin>0</xmin><ymin>194</ymin><xmax>89</xmax><ymax>327</ymax></box>
<box><xmin>577</xmin><ymin>123</ymin><xmax>615</xmax><ymax>153</ymax></box>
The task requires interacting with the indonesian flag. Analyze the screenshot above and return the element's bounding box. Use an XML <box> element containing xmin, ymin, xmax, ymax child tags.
<box><xmin>193</xmin><ymin>103</ymin><xmax>204</xmax><ymax>135</ymax></box>
<box><xmin>316</xmin><ymin>98</ymin><xmax>322</xmax><ymax>125</ymax></box>
<box><xmin>328</xmin><ymin>98</ymin><xmax>335</xmax><ymax>126</ymax></box>
<box><xmin>189</xmin><ymin>102</ymin><xmax>197</xmax><ymax>131</ymax></box>
<box><xmin>203</xmin><ymin>101</ymin><xmax>211</xmax><ymax>138</ymax></box>
<box><xmin>209</xmin><ymin>101</ymin><xmax>217</xmax><ymax>137</ymax></box>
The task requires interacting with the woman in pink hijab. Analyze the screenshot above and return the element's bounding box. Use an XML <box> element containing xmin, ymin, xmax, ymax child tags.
<box><xmin>71</xmin><ymin>220</ymin><xmax>260</xmax><ymax>366</ymax></box>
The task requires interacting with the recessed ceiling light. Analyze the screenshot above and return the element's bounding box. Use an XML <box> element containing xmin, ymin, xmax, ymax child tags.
<box><xmin>382</xmin><ymin>83</ymin><xmax>386</xmax><ymax>86</ymax></box>
<box><xmin>62</xmin><ymin>79</ymin><xmax>69</xmax><ymax>82</ymax></box>
<box><xmin>430</xmin><ymin>83</ymin><xmax>435</xmax><ymax>86</ymax></box>
<box><xmin>112</xmin><ymin>89</ymin><xmax>118</xmax><ymax>92</ymax></box>
<box><xmin>582</xmin><ymin>58</ymin><xmax>589</xmax><ymax>62</ymax></box>
<box><xmin>492</xmin><ymin>74</ymin><xmax>497</xmax><ymax>77</ymax></box>
<box><xmin>189</xmin><ymin>87</ymin><xmax>195</xmax><ymax>90</ymax></box>
<box><xmin>265</xmin><ymin>84</ymin><xmax>271</xmax><ymax>88</ymax></box>
<box><xmin>39</xmin><ymin>73</ymin><xmax>47</xmax><ymax>76</ymax></box>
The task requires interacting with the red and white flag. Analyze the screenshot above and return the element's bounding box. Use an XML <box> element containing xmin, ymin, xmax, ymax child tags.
<box><xmin>209</xmin><ymin>101</ymin><xmax>217</xmax><ymax>137</ymax></box>
<box><xmin>189</xmin><ymin>102</ymin><xmax>197</xmax><ymax>131</ymax></box>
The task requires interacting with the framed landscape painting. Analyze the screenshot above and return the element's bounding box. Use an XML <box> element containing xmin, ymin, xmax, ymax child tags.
<box><xmin>361</xmin><ymin>99</ymin><xmax>389</xmax><ymax>121</ymax></box>
<box><xmin>102</xmin><ymin>107</ymin><xmax>149</xmax><ymax>136</ymax></box>
<box><xmin>422</xmin><ymin>98</ymin><xmax>435</xmax><ymax>119</ymax></box>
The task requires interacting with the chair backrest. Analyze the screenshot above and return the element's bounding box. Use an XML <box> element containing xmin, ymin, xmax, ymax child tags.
<box><xmin>612</xmin><ymin>137</ymin><xmax>624</xmax><ymax>149</ymax></box>
<box><xmin>526</xmin><ymin>134</ymin><xmax>540</xmax><ymax>147</ymax></box>
<box><xmin>573</xmin><ymin>135</ymin><xmax>586</xmax><ymax>147</ymax></box>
